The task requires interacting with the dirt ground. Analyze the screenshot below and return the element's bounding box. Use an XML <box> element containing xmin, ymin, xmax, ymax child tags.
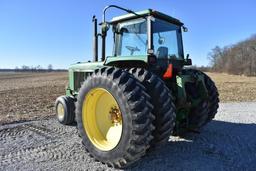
<box><xmin>0</xmin><ymin>71</ymin><xmax>256</xmax><ymax>125</ymax></box>
<box><xmin>0</xmin><ymin>72</ymin><xmax>68</xmax><ymax>125</ymax></box>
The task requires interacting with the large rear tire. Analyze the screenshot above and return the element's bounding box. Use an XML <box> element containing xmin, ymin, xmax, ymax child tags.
<box><xmin>129</xmin><ymin>68</ymin><xmax>176</xmax><ymax>147</ymax></box>
<box><xmin>76</xmin><ymin>67</ymin><xmax>154</xmax><ymax>168</ymax></box>
<box><xmin>203</xmin><ymin>72</ymin><xmax>219</xmax><ymax>122</ymax></box>
<box><xmin>182</xmin><ymin>69</ymin><xmax>219</xmax><ymax>130</ymax></box>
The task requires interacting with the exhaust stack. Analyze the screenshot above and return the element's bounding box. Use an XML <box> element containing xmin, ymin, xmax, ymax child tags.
<box><xmin>92</xmin><ymin>15</ymin><xmax>98</xmax><ymax>62</ymax></box>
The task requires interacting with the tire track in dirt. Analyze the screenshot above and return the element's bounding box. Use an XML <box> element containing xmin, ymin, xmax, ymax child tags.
<box><xmin>0</xmin><ymin>119</ymin><xmax>92</xmax><ymax>170</ymax></box>
<box><xmin>0</xmin><ymin>142</ymin><xmax>60</xmax><ymax>166</ymax></box>
<box><xmin>22</xmin><ymin>124</ymin><xmax>54</xmax><ymax>139</ymax></box>
<box><xmin>0</xmin><ymin>127</ymin><xmax>29</xmax><ymax>138</ymax></box>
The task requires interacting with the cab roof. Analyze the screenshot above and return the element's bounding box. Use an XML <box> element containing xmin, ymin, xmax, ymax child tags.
<box><xmin>110</xmin><ymin>9</ymin><xmax>184</xmax><ymax>26</ymax></box>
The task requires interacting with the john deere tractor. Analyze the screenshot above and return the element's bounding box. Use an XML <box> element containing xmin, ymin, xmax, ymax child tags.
<box><xmin>55</xmin><ymin>5</ymin><xmax>219</xmax><ymax>168</ymax></box>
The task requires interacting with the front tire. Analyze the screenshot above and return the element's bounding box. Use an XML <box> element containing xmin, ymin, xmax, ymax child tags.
<box><xmin>76</xmin><ymin>67</ymin><xmax>154</xmax><ymax>168</ymax></box>
<box><xmin>55</xmin><ymin>95</ymin><xmax>75</xmax><ymax>125</ymax></box>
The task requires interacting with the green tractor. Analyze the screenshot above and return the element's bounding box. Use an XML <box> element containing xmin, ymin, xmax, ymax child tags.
<box><xmin>55</xmin><ymin>5</ymin><xmax>219</xmax><ymax>168</ymax></box>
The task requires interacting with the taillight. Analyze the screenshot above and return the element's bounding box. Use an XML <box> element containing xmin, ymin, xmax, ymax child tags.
<box><xmin>163</xmin><ymin>64</ymin><xmax>173</xmax><ymax>79</ymax></box>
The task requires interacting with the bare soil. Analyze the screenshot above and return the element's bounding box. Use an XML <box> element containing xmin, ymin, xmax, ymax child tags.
<box><xmin>0</xmin><ymin>71</ymin><xmax>256</xmax><ymax>125</ymax></box>
<box><xmin>0</xmin><ymin>72</ymin><xmax>67</xmax><ymax>125</ymax></box>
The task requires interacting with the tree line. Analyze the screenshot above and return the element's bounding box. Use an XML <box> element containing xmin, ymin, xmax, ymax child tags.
<box><xmin>15</xmin><ymin>64</ymin><xmax>53</xmax><ymax>72</ymax></box>
<box><xmin>0</xmin><ymin>64</ymin><xmax>66</xmax><ymax>72</ymax></box>
<box><xmin>208</xmin><ymin>34</ymin><xmax>256</xmax><ymax>76</ymax></box>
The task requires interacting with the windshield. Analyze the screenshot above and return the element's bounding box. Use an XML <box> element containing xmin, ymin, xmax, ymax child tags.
<box><xmin>152</xmin><ymin>19</ymin><xmax>184</xmax><ymax>59</ymax></box>
<box><xmin>115</xmin><ymin>19</ymin><xmax>147</xmax><ymax>56</ymax></box>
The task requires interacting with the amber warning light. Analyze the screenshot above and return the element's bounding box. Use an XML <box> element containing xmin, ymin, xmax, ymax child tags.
<box><xmin>163</xmin><ymin>64</ymin><xmax>173</xmax><ymax>79</ymax></box>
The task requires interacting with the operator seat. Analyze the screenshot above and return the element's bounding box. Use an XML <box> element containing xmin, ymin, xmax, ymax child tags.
<box><xmin>156</xmin><ymin>46</ymin><xmax>169</xmax><ymax>69</ymax></box>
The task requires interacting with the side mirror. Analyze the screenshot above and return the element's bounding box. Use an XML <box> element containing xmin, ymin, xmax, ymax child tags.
<box><xmin>182</xmin><ymin>26</ymin><xmax>188</xmax><ymax>32</ymax></box>
<box><xmin>184</xmin><ymin>54</ymin><xmax>192</xmax><ymax>65</ymax></box>
<box><xmin>184</xmin><ymin>59</ymin><xmax>192</xmax><ymax>65</ymax></box>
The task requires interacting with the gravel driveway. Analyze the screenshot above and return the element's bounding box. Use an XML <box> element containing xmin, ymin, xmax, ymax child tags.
<box><xmin>1</xmin><ymin>102</ymin><xmax>256</xmax><ymax>171</ymax></box>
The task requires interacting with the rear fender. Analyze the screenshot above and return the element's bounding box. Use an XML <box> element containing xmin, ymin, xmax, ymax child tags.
<box><xmin>175</xmin><ymin>72</ymin><xmax>208</xmax><ymax>122</ymax></box>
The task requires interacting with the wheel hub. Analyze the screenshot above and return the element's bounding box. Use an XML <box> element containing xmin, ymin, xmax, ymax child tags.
<box><xmin>109</xmin><ymin>106</ymin><xmax>122</xmax><ymax>124</ymax></box>
<box><xmin>57</xmin><ymin>103</ymin><xmax>65</xmax><ymax>120</ymax></box>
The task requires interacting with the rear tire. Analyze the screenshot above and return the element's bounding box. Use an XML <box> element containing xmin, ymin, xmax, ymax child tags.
<box><xmin>182</xmin><ymin>69</ymin><xmax>219</xmax><ymax>130</ymax></box>
<box><xmin>129</xmin><ymin>68</ymin><xmax>176</xmax><ymax>147</ymax></box>
<box><xmin>55</xmin><ymin>95</ymin><xmax>75</xmax><ymax>125</ymax></box>
<box><xmin>203</xmin><ymin>72</ymin><xmax>219</xmax><ymax>121</ymax></box>
<box><xmin>76</xmin><ymin>67</ymin><xmax>154</xmax><ymax>168</ymax></box>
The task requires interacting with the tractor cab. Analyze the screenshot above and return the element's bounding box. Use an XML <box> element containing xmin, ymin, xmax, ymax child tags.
<box><xmin>68</xmin><ymin>6</ymin><xmax>193</xmax><ymax>94</ymax></box>
<box><xmin>102</xmin><ymin>9</ymin><xmax>191</xmax><ymax>73</ymax></box>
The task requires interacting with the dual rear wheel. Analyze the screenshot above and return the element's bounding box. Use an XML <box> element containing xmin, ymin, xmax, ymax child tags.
<box><xmin>177</xmin><ymin>69</ymin><xmax>219</xmax><ymax>133</ymax></box>
<box><xmin>75</xmin><ymin>67</ymin><xmax>176</xmax><ymax>168</ymax></box>
<box><xmin>76</xmin><ymin>67</ymin><xmax>155</xmax><ymax>168</ymax></box>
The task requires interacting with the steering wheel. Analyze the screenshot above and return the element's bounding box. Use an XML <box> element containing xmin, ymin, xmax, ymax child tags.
<box><xmin>125</xmin><ymin>46</ymin><xmax>140</xmax><ymax>55</ymax></box>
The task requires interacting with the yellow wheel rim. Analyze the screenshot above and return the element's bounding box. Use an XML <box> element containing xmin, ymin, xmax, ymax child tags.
<box><xmin>82</xmin><ymin>88</ymin><xmax>123</xmax><ymax>151</ymax></box>
<box><xmin>57</xmin><ymin>103</ymin><xmax>65</xmax><ymax>120</ymax></box>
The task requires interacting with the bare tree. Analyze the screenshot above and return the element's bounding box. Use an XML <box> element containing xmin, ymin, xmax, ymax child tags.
<box><xmin>21</xmin><ymin>65</ymin><xmax>30</xmax><ymax>71</ymax></box>
<box><xmin>47</xmin><ymin>64</ymin><xmax>53</xmax><ymax>72</ymax></box>
<box><xmin>208</xmin><ymin>34</ymin><xmax>256</xmax><ymax>76</ymax></box>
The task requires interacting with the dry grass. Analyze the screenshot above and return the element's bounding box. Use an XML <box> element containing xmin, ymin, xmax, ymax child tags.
<box><xmin>206</xmin><ymin>72</ymin><xmax>256</xmax><ymax>102</ymax></box>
